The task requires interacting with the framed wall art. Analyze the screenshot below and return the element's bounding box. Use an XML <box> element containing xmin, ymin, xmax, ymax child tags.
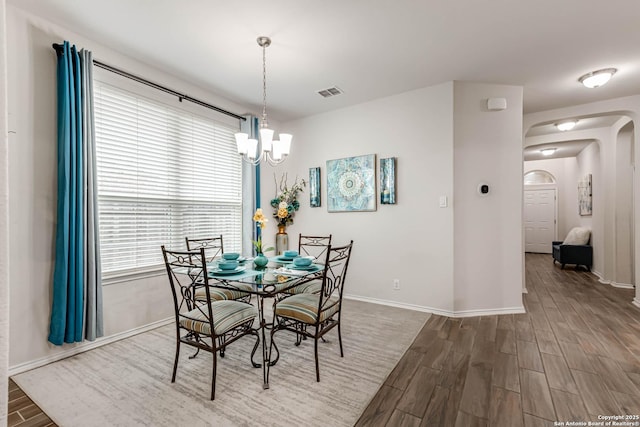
<box><xmin>578</xmin><ymin>173</ymin><xmax>592</xmax><ymax>216</ymax></box>
<box><xmin>326</xmin><ymin>154</ymin><xmax>376</xmax><ymax>212</ymax></box>
<box><xmin>309</xmin><ymin>167</ymin><xmax>321</xmax><ymax>207</ymax></box>
<box><xmin>380</xmin><ymin>157</ymin><xmax>397</xmax><ymax>204</ymax></box>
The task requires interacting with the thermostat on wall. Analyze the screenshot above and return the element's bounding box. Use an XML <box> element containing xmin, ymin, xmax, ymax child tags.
<box><xmin>478</xmin><ymin>183</ymin><xmax>490</xmax><ymax>196</ymax></box>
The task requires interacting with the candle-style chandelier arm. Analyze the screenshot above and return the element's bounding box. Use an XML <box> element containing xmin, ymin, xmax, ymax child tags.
<box><xmin>234</xmin><ymin>36</ymin><xmax>292</xmax><ymax>166</ymax></box>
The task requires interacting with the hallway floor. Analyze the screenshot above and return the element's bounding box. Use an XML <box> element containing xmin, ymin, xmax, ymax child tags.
<box><xmin>356</xmin><ymin>253</ymin><xmax>640</xmax><ymax>426</ymax></box>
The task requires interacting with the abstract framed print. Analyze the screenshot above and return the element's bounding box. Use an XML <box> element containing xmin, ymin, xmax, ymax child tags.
<box><xmin>326</xmin><ymin>154</ymin><xmax>376</xmax><ymax>212</ymax></box>
<box><xmin>309</xmin><ymin>167</ymin><xmax>321</xmax><ymax>207</ymax></box>
<box><xmin>380</xmin><ymin>157</ymin><xmax>396</xmax><ymax>204</ymax></box>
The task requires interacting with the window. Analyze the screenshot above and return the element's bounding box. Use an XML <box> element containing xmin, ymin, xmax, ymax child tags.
<box><xmin>523</xmin><ymin>170</ymin><xmax>556</xmax><ymax>185</ymax></box>
<box><xmin>94</xmin><ymin>81</ymin><xmax>242</xmax><ymax>280</ymax></box>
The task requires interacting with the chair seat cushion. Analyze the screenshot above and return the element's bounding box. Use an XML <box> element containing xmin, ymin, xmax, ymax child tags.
<box><xmin>180</xmin><ymin>300</ymin><xmax>257</xmax><ymax>335</ymax></box>
<box><xmin>284</xmin><ymin>280</ymin><xmax>322</xmax><ymax>295</ymax></box>
<box><xmin>275</xmin><ymin>294</ymin><xmax>340</xmax><ymax>324</ymax></box>
<box><xmin>194</xmin><ymin>283</ymin><xmax>253</xmax><ymax>302</ymax></box>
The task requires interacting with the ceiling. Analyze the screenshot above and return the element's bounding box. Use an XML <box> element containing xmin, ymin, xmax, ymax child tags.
<box><xmin>523</xmin><ymin>140</ymin><xmax>594</xmax><ymax>161</ymax></box>
<box><xmin>8</xmin><ymin>0</ymin><xmax>640</xmax><ymax>122</ymax></box>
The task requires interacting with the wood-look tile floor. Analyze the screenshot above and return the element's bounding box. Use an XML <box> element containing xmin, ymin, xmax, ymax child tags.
<box><xmin>7</xmin><ymin>379</ymin><xmax>56</xmax><ymax>427</ymax></box>
<box><xmin>7</xmin><ymin>254</ymin><xmax>639</xmax><ymax>426</ymax></box>
<box><xmin>356</xmin><ymin>253</ymin><xmax>640</xmax><ymax>427</ymax></box>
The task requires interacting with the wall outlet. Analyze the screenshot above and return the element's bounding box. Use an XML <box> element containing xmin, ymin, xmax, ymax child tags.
<box><xmin>393</xmin><ymin>279</ymin><xmax>400</xmax><ymax>290</ymax></box>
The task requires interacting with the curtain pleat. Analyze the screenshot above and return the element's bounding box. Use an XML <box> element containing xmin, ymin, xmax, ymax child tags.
<box><xmin>49</xmin><ymin>41</ymin><xmax>103</xmax><ymax>345</ymax></box>
<box><xmin>81</xmin><ymin>49</ymin><xmax>103</xmax><ymax>341</ymax></box>
<box><xmin>241</xmin><ymin>116</ymin><xmax>259</xmax><ymax>256</ymax></box>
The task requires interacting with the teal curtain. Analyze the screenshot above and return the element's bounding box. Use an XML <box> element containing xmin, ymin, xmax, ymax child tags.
<box><xmin>49</xmin><ymin>41</ymin><xmax>103</xmax><ymax>345</ymax></box>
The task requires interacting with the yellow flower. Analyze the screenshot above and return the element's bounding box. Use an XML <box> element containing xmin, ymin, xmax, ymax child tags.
<box><xmin>253</xmin><ymin>208</ymin><xmax>268</xmax><ymax>228</ymax></box>
<box><xmin>277</xmin><ymin>207</ymin><xmax>289</xmax><ymax>219</ymax></box>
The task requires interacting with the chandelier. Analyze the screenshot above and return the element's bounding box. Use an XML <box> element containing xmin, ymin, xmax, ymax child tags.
<box><xmin>235</xmin><ymin>36</ymin><xmax>291</xmax><ymax>166</ymax></box>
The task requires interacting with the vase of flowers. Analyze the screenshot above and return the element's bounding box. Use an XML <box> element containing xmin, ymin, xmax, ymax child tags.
<box><xmin>270</xmin><ymin>174</ymin><xmax>306</xmax><ymax>255</ymax></box>
<box><xmin>252</xmin><ymin>208</ymin><xmax>273</xmax><ymax>268</ymax></box>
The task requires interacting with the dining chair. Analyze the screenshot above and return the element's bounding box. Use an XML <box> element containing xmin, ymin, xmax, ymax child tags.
<box><xmin>185</xmin><ymin>235</ymin><xmax>252</xmax><ymax>303</ymax></box>
<box><xmin>185</xmin><ymin>235</ymin><xmax>224</xmax><ymax>262</ymax></box>
<box><xmin>268</xmin><ymin>240</ymin><xmax>353</xmax><ymax>382</ymax></box>
<box><xmin>282</xmin><ymin>234</ymin><xmax>332</xmax><ymax>296</ymax></box>
<box><xmin>162</xmin><ymin>245</ymin><xmax>259</xmax><ymax>400</ymax></box>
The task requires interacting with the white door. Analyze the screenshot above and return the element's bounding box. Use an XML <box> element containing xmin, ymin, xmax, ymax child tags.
<box><xmin>524</xmin><ymin>189</ymin><xmax>556</xmax><ymax>253</ymax></box>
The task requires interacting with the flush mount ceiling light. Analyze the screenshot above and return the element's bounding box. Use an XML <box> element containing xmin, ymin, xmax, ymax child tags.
<box><xmin>234</xmin><ymin>36</ymin><xmax>291</xmax><ymax>166</ymax></box>
<box><xmin>578</xmin><ymin>68</ymin><xmax>617</xmax><ymax>88</ymax></box>
<box><xmin>555</xmin><ymin>120</ymin><xmax>578</xmax><ymax>131</ymax></box>
<box><xmin>541</xmin><ymin>148</ymin><xmax>557</xmax><ymax>156</ymax></box>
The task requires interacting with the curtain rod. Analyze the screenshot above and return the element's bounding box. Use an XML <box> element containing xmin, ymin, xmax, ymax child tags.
<box><xmin>52</xmin><ymin>43</ymin><xmax>246</xmax><ymax>122</ymax></box>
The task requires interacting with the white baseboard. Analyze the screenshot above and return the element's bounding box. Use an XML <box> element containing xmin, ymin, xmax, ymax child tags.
<box><xmin>344</xmin><ymin>294</ymin><xmax>525</xmax><ymax>318</ymax></box>
<box><xmin>345</xmin><ymin>294</ymin><xmax>449</xmax><ymax>315</ymax></box>
<box><xmin>452</xmin><ymin>306</ymin><xmax>526</xmax><ymax>317</ymax></box>
<box><xmin>9</xmin><ymin>317</ymin><xmax>173</xmax><ymax>376</ymax></box>
<box><xmin>592</xmin><ymin>270</ymin><xmax>609</xmax><ymax>284</ymax></box>
<box><xmin>610</xmin><ymin>282</ymin><xmax>635</xmax><ymax>290</ymax></box>
<box><xmin>591</xmin><ymin>270</ymin><xmax>635</xmax><ymax>289</ymax></box>
<box><xmin>522</xmin><ymin>288</ymin><xmax>528</xmax><ymax>294</ymax></box>
<box><xmin>633</xmin><ymin>298</ymin><xmax>640</xmax><ymax>309</ymax></box>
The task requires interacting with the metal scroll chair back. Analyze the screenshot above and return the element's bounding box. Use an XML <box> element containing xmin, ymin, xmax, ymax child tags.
<box><xmin>185</xmin><ymin>235</ymin><xmax>224</xmax><ymax>263</ymax></box>
<box><xmin>185</xmin><ymin>235</ymin><xmax>251</xmax><ymax>302</ymax></box>
<box><xmin>316</xmin><ymin>241</ymin><xmax>353</xmax><ymax>325</ymax></box>
<box><xmin>164</xmin><ymin>246</ymin><xmax>206</xmax><ymax>312</ymax></box>
<box><xmin>298</xmin><ymin>234</ymin><xmax>332</xmax><ymax>261</ymax></box>
<box><xmin>269</xmin><ymin>240</ymin><xmax>354</xmax><ymax>383</ymax></box>
<box><xmin>161</xmin><ymin>245</ymin><xmax>259</xmax><ymax>400</ymax></box>
<box><xmin>281</xmin><ymin>234</ymin><xmax>333</xmax><ymax>297</ymax></box>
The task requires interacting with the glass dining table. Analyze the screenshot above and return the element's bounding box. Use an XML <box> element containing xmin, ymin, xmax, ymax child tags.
<box><xmin>206</xmin><ymin>255</ymin><xmax>323</xmax><ymax>389</ymax></box>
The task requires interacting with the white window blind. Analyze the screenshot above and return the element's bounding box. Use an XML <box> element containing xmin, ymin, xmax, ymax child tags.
<box><xmin>94</xmin><ymin>81</ymin><xmax>242</xmax><ymax>280</ymax></box>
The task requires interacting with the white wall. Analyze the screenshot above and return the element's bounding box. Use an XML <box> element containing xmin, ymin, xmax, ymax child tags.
<box><xmin>266</xmin><ymin>81</ymin><xmax>524</xmax><ymax>316</ymax></box>
<box><xmin>615</xmin><ymin>124</ymin><xmax>634</xmax><ymax>286</ymax></box>
<box><xmin>575</xmin><ymin>141</ymin><xmax>601</xmax><ymax>274</ymax></box>
<box><xmin>268</xmin><ymin>83</ymin><xmax>456</xmax><ymax>313</ymax></box>
<box><xmin>452</xmin><ymin>82</ymin><xmax>524</xmax><ymax>314</ymax></box>
<box><xmin>6</xmin><ymin>6</ymin><xmax>254</xmax><ymax>369</ymax></box>
<box><xmin>0</xmin><ymin>0</ymin><xmax>9</xmax><ymax>421</ymax></box>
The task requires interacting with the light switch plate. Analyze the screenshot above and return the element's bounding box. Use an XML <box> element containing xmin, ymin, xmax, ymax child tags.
<box><xmin>439</xmin><ymin>196</ymin><xmax>448</xmax><ymax>208</ymax></box>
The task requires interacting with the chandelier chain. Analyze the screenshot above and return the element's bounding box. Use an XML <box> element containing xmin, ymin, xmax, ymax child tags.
<box><xmin>261</xmin><ymin>43</ymin><xmax>268</xmax><ymax>127</ymax></box>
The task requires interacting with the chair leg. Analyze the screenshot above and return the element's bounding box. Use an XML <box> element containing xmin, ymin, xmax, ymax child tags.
<box><xmin>172</xmin><ymin>339</ymin><xmax>180</xmax><ymax>383</ymax></box>
<box><xmin>188</xmin><ymin>348</ymin><xmax>200</xmax><ymax>359</ymax></box>
<box><xmin>267</xmin><ymin>328</ymin><xmax>277</xmax><ymax>384</ymax></box>
<box><xmin>211</xmin><ymin>352</ymin><xmax>217</xmax><ymax>400</ymax></box>
<box><xmin>314</xmin><ymin>337</ymin><xmax>320</xmax><ymax>382</ymax></box>
<box><xmin>250</xmin><ymin>329</ymin><xmax>261</xmax><ymax>368</ymax></box>
<box><xmin>561</xmin><ymin>263</ymin><xmax>565</xmax><ymax>269</ymax></box>
<box><xmin>338</xmin><ymin>321</ymin><xmax>344</xmax><ymax>357</ymax></box>
<box><xmin>295</xmin><ymin>323</ymin><xmax>304</xmax><ymax>346</ymax></box>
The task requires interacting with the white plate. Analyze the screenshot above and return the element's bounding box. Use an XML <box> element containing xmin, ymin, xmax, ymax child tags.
<box><xmin>210</xmin><ymin>266</ymin><xmax>247</xmax><ymax>275</ymax></box>
<box><xmin>285</xmin><ymin>263</ymin><xmax>318</xmax><ymax>271</ymax></box>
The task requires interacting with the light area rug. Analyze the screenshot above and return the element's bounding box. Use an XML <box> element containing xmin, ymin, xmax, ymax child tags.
<box><xmin>13</xmin><ymin>299</ymin><xmax>429</xmax><ymax>427</ymax></box>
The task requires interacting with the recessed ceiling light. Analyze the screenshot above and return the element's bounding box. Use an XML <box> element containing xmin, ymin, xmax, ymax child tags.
<box><xmin>579</xmin><ymin>68</ymin><xmax>617</xmax><ymax>88</ymax></box>
<box><xmin>556</xmin><ymin>120</ymin><xmax>577</xmax><ymax>131</ymax></box>
<box><xmin>541</xmin><ymin>148</ymin><xmax>557</xmax><ymax>156</ymax></box>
